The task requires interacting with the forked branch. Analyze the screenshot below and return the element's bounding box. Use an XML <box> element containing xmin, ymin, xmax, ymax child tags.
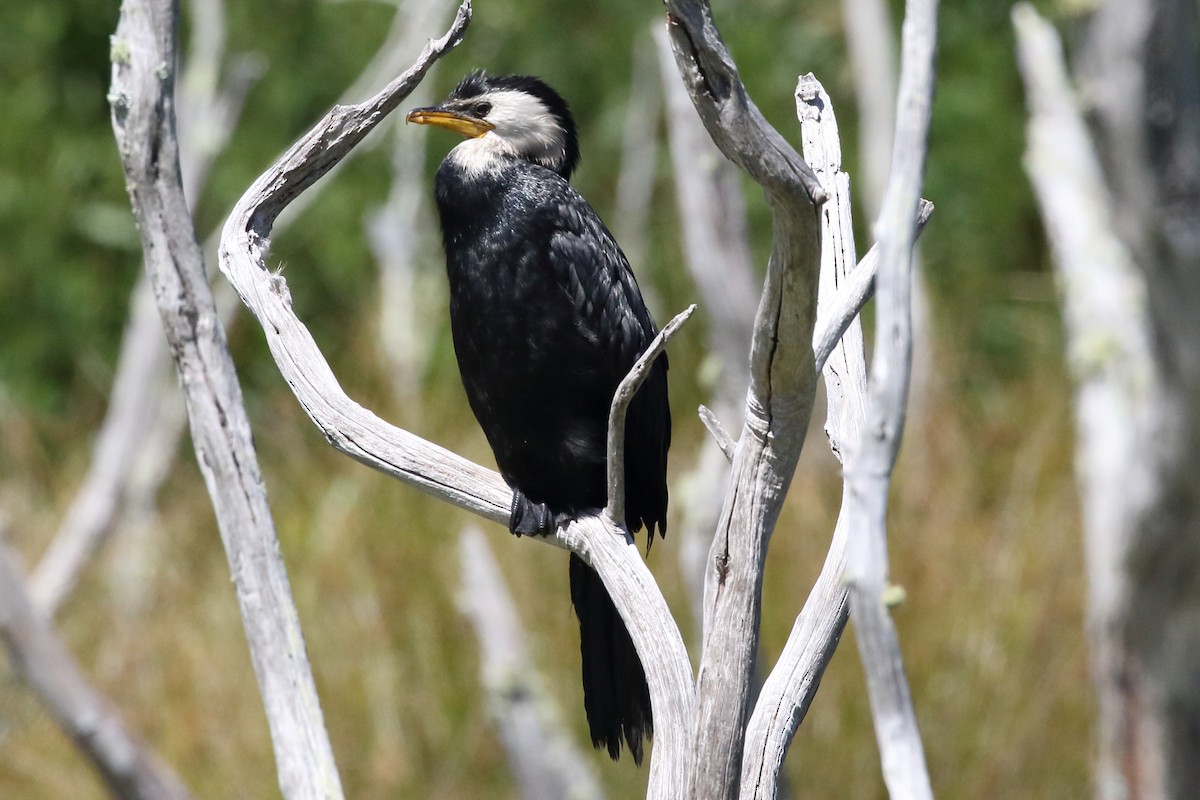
<box><xmin>218</xmin><ymin>3</ymin><xmax>695</xmax><ymax>795</ymax></box>
<box><xmin>659</xmin><ymin>2</ymin><xmax>824</xmax><ymax>795</ymax></box>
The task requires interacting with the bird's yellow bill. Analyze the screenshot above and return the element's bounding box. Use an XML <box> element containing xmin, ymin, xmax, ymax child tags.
<box><xmin>405</xmin><ymin>108</ymin><xmax>494</xmax><ymax>138</ymax></box>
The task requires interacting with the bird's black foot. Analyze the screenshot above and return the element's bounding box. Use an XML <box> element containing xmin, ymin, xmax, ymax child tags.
<box><xmin>509</xmin><ymin>490</ymin><xmax>562</xmax><ymax>536</ymax></box>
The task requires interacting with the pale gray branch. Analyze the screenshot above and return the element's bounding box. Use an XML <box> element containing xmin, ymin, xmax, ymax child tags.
<box><xmin>31</xmin><ymin>0</ymin><xmax>259</xmax><ymax>619</ymax></box>
<box><xmin>841</xmin><ymin>0</ymin><xmax>939</xmax><ymax>796</ymax></box>
<box><xmin>605</xmin><ymin>304</ymin><xmax>695</xmax><ymax>529</ymax></box>
<box><xmin>458</xmin><ymin>527</ymin><xmax>605</xmax><ymax>800</ymax></box>
<box><xmin>811</xmin><ymin>199</ymin><xmax>933</xmax><ymax>376</ymax></box>
<box><xmin>698</xmin><ymin>405</ymin><xmax>735</xmax><ymax>462</ymax></box>
<box><xmin>217</xmin><ymin>4</ymin><xmax>695</xmax><ymax>794</ymax></box>
<box><xmin>740</xmin><ymin>73</ymin><xmax>864</xmax><ymax>800</ymax></box>
<box><xmin>653</xmin><ymin>21</ymin><xmax>759</xmax><ymax>629</ymax></box>
<box><xmin>840</xmin><ymin>0</ymin><xmax>935</xmax><ymax>425</ymax></box>
<box><xmin>109</xmin><ymin>0</ymin><xmax>344</xmax><ymax>795</ymax></box>
<box><xmin>660</xmin><ymin>3</ymin><xmax>824</xmax><ymax>796</ymax></box>
<box><xmin>0</xmin><ymin>534</ymin><xmax>191</xmax><ymax>800</ymax></box>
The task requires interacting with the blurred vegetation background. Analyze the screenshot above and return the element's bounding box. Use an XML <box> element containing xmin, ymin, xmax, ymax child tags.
<box><xmin>0</xmin><ymin>0</ymin><xmax>1089</xmax><ymax>797</ymax></box>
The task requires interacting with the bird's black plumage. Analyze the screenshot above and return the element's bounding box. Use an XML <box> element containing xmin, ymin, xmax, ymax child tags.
<box><xmin>408</xmin><ymin>73</ymin><xmax>670</xmax><ymax>763</ymax></box>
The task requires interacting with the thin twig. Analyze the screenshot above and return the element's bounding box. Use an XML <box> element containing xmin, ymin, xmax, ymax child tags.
<box><xmin>698</xmin><ymin>405</ymin><xmax>736</xmax><ymax>462</ymax></box>
<box><xmin>605</xmin><ymin>304</ymin><xmax>696</xmax><ymax>527</ymax></box>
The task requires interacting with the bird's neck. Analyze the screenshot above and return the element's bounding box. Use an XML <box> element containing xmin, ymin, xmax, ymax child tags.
<box><xmin>448</xmin><ymin>131</ymin><xmax>569</xmax><ymax>179</ymax></box>
<box><xmin>446</xmin><ymin>134</ymin><xmax>519</xmax><ymax>179</ymax></box>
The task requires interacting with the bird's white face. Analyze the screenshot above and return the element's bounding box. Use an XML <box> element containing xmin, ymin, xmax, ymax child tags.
<box><xmin>469</xmin><ymin>90</ymin><xmax>569</xmax><ymax>171</ymax></box>
<box><xmin>408</xmin><ymin>75</ymin><xmax>580</xmax><ymax>179</ymax></box>
<box><xmin>410</xmin><ymin>89</ymin><xmax>568</xmax><ymax>178</ymax></box>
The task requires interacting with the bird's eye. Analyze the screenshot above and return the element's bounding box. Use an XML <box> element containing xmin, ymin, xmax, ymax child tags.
<box><xmin>473</xmin><ymin>101</ymin><xmax>492</xmax><ymax>117</ymax></box>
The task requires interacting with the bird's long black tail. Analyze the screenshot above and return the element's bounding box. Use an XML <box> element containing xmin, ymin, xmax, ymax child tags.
<box><xmin>569</xmin><ymin>553</ymin><xmax>653</xmax><ymax>764</ymax></box>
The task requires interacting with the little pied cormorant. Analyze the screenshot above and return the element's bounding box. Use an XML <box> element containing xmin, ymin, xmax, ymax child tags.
<box><xmin>407</xmin><ymin>73</ymin><xmax>670</xmax><ymax>764</ymax></box>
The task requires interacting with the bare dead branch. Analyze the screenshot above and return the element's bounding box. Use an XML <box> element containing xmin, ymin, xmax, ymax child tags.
<box><xmin>605</xmin><ymin>304</ymin><xmax>696</xmax><ymax>528</ymax></box>
<box><xmin>811</xmin><ymin>198</ymin><xmax>933</xmax><ymax>376</ymax></box>
<box><xmin>38</xmin><ymin>0</ymin><xmax>462</xmax><ymax>625</ymax></box>
<box><xmin>0</xmin><ymin>533</ymin><xmax>191</xmax><ymax>800</ymax></box>
<box><xmin>32</xmin><ymin>0</ymin><xmax>261</xmax><ymax>619</ymax></box>
<box><xmin>659</xmin><ymin>3</ymin><xmax>824</xmax><ymax>794</ymax></box>
<box><xmin>740</xmin><ymin>73</ymin><xmax>864</xmax><ymax>799</ymax></box>
<box><xmin>458</xmin><ymin>527</ymin><xmax>606</xmax><ymax>800</ymax></box>
<box><xmin>652</xmin><ymin>21</ymin><xmax>758</xmax><ymax>629</ymax></box>
<box><xmin>698</xmin><ymin>405</ymin><xmax>735</xmax><ymax>462</ymax></box>
<box><xmin>109</xmin><ymin>0</ymin><xmax>345</xmax><ymax>795</ymax></box>
<box><xmin>841</xmin><ymin>0</ymin><xmax>939</xmax><ymax>796</ymax></box>
<box><xmin>217</xmin><ymin>4</ymin><xmax>696</xmax><ymax>794</ymax></box>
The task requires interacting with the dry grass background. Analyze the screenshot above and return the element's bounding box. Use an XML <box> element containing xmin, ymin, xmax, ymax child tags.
<box><xmin>0</xmin><ymin>293</ymin><xmax>1091</xmax><ymax>797</ymax></box>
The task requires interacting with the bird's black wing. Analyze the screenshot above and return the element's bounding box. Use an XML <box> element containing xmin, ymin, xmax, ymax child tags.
<box><xmin>538</xmin><ymin>179</ymin><xmax>671</xmax><ymax>538</ymax></box>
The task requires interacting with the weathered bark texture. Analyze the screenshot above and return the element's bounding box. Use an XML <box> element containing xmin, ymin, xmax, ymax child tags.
<box><xmin>1015</xmin><ymin>3</ymin><xmax>1200</xmax><ymax>798</ymax></box>
<box><xmin>652</xmin><ymin>21</ymin><xmax>759</xmax><ymax>627</ymax></box>
<box><xmin>108</xmin><ymin>0</ymin><xmax>344</xmax><ymax>796</ymax></box>
<box><xmin>657</xmin><ymin>4</ymin><xmax>825</xmax><ymax>796</ymax></box>
<box><xmin>739</xmin><ymin>73</ymin><xmax>862</xmax><ymax>800</ymax></box>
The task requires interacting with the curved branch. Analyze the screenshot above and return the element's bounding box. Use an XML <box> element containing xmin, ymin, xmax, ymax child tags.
<box><xmin>606</xmin><ymin>304</ymin><xmax>696</xmax><ymax>527</ymax></box>
<box><xmin>217</xmin><ymin>4</ymin><xmax>695</xmax><ymax>794</ymax></box>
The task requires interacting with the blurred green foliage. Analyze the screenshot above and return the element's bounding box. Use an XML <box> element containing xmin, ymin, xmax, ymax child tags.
<box><xmin>0</xmin><ymin>0</ymin><xmax>1087</xmax><ymax>797</ymax></box>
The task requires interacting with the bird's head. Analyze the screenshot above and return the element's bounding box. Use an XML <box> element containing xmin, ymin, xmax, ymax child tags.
<box><xmin>406</xmin><ymin>72</ymin><xmax>581</xmax><ymax>179</ymax></box>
